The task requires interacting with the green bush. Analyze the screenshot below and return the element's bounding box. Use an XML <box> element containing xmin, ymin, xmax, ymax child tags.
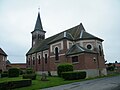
<box><xmin>1</xmin><ymin>71</ymin><xmax>8</xmax><ymax>78</ymax></box>
<box><xmin>107</xmin><ymin>66</ymin><xmax>115</xmax><ymax>71</ymax></box>
<box><xmin>8</xmin><ymin>68</ymin><xmax>20</xmax><ymax>77</ymax></box>
<box><xmin>0</xmin><ymin>69</ymin><xmax>2</xmax><ymax>74</ymax></box>
<box><xmin>0</xmin><ymin>80</ymin><xmax>32</xmax><ymax>90</ymax></box>
<box><xmin>3</xmin><ymin>71</ymin><xmax>8</xmax><ymax>74</ymax></box>
<box><xmin>26</xmin><ymin>68</ymin><xmax>34</xmax><ymax>74</ymax></box>
<box><xmin>1</xmin><ymin>73</ymin><xmax>8</xmax><ymax>77</ymax></box>
<box><xmin>57</xmin><ymin>63</ymin><xmax>73</xmax><ymax>77</ymax></box>
<box><xmin>23</xmin><ymin>74</ymin><xmax>36</xmax><ymax>80</ymax></box>
<box><xmin>19</xmin><ymin>69</ymin><xmax>24</xmax><ymax>75</ymax></box>
<box><xmin>62</xmin><ymin>71</ymin><xmax>86</xmax><ymax>80</ymax></box>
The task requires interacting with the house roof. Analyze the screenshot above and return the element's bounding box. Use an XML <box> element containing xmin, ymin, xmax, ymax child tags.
<box><xmin>26</xmin><ymin>23</ymin><xmax>103</xmax><ymax>55</ymax></box>
<box><xmin>66</xmin><ymin>44</ymin><xmax>97</xmax><ymax>56</ymax></box>
<box><xmin>0</xmin><ymin>48</ymin><xmax>7</xmax><ymax>56</ymax></box>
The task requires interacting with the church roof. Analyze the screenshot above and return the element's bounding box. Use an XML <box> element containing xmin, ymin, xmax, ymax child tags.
<box><xmin>0</xmin><ymin>48</ymin><xmax>7</xmax><ymax>56</ymax></box>
<box><xmin>32</xmin><ymin>12</ymin><xmax>45</xmax><ymax>33</ymax></box>
<box><xmin>26</xmin><ymin>23</ymin><xmax>103</xmax><ymax>55</ymax></box>
<box><xmin>66</xmin><ymin>44</ymin><xmax>97</xmax><ymax>56</ymax></box>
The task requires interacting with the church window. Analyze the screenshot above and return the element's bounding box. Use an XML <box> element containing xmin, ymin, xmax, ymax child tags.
<box><xmin>55</xmin><ymin>47</ymin><xmax>59</xmax><ymax>60</ymax></box>
<box><xmin>38</xmin><ymin>34</ymin><xmax>40</xmax><ymax>39</ymax></box>
<box><xmin>33</xmin><ymin>57</ymin><xmax>35</xmax><ymax>65</ymax></box>
<box><xmin>33</xmin><ymin>35</ymin><xmax>36</xmax><ymax>40</ymax></box>
<box><xmin>38</xmin><ymin>55</ymin><xmax>40</xmax><ymax>64</ymax></box>
<box><xmin>72</xmin><ymin>56</ymin><xmax>78</xmax><ymax>63</ymax></box>
<box><xmin>28</xmin><ymin>61</ymin><xmax>30</xmax><ymax>65</ymax></box>
<box><xmin>99</xmin><ymin>45</ymin><xmax>102</xmax><ymax>56</ymax></box>
<box><xmin>43</xmin><ymin>35</ymin><xmax>45</xmax><ymax>39</ymax></box>
<box><xmin>45</xmin><ymin>54</ymin><xmax>47</xmax><ymax>64</ymax></box>
<box><xmin>87</xmin><ymin>44</ymin><xmax>92</xmax><ymax>49</ymax></box>
<box><xmin>69</xmin><ymin>42</ymin><xmax>72</xmax><ymax>48</ymax></box>
<box><xmin>41</xmin><ymin>35</ymin><xmax>43</xmax><ymax>39</ymax></box>
<box><xmin>28</xmin><ymin>58</ymin><xmax>30</xmax><ymax>65</ymax></box>
<box><xmin>86</xmin><ymin>43</ymin><xmax>93</xmax><ymax>50</ymax></box>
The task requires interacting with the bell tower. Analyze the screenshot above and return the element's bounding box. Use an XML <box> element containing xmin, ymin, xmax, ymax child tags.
<box><xmin>31</xmin><ymin>11</ymin><xmax>46</xmax><ymax>47</ymax></box>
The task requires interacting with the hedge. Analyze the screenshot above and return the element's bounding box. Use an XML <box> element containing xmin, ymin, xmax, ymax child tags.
<box><xmin>0</xmin><ymin>79</ymin><xmax>32</xmax><ymax>90</ymax></box>
<box><xmin>8</xmin><ymin>68</ymin><xmax>20</xmax><ymax>77</ymax></box>
<box><xmin>1</xmin><ymin>73</ymin><xmax>8</xmax><ymax>77</ymax></box>
<box><xmin>0</xmin><ymin>69</ymin><xmax>2</xmax><ymax>74</ymax></box>
<box><xmin>62</xmin><ymin>71</ymin><xmax>86</xmax><ymax>80</ymax></box>
<box><xmin>57</xmin><ymin>63</ymin><xmax>73</xmax><ymax>77</ymax></box>
<box><xmin>26</xmin><ymin>68</ymin><xmax>34</xmax><ymax>74</ymax></box>
<box><xmin>1</xmin><ymin>71</ymin><xmax>8</xmax><ymax>77</ymax></box>
<box><xmin>23</xmin><ymin>74</ymin><xmax>36</xmax><ymax>80</ymax></box>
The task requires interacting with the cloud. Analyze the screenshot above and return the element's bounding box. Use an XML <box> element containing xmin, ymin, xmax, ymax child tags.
<box><xmin>0</xmin><ymin>0</ymin><xmax>120</xmax><ymax>63</ymax></box>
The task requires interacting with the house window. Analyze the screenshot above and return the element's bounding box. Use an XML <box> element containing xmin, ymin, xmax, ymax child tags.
<box><xmin>33</xmin><ymin>57</ymin><xmax>35</xmax><ymax>65</ymax></box>
<box><xmin>45</xmin><ymin>54</ymin><xmax>47</xmax><ymax>64</ymax></box>
<box><xmin>38</xmin><ymin>55</ymin><xmax>40</xmax><ymax>64</ymax></box>
<box><xmin>72</xmin><ymin>56</ymin><xmax>78</xmax><ymax>63</ymax></box>
<box><xmin>55</xmin><ymin>47</ymin><xmax>59</xmax><ymax>60</ymax></box>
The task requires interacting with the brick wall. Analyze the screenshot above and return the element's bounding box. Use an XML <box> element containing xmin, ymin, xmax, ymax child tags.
<box><xmin>0</xmin><ymin>55</ymin><xmax>6</xmax><ymax>71</ymax></box>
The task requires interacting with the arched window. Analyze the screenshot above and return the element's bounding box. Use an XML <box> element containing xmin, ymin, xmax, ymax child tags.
<box><xmin>28</xmin><ymin>58</ymin><xmax>30</xmax><ymax>65</ymax></box>
<box><xmin>45</xmin><ymin>54</ymin><xmax>47</xmax><ymax>64</ymax></box>
<box><xmin>99</xmin><ymin>45</ymin><xmax>102</xmax><ymax>56</ymax></box>
<box><xmin>38</xmin><ymin>55</ymin><xmax>40</xmax><ymax>64</ymax></box>
<box><xmin>33</xmin><ymin>57</ymin><xmax>35</xmax><ymax>65</ymax></box>
<box><xmin>55</xmin><ymin>47</ymin><xmax>59</xmax><ymax>60</ymax></box>
<box><xmin>38</xmin><ymin>34</ymin><xmax>40</xmax><ymax>39</ymax></box>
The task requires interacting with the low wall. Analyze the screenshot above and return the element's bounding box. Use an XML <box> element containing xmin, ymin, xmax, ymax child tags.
<box><xmin>36</xmin><ymin>68</ymin><xmax>107</xmax><ymax>78</ymax></box>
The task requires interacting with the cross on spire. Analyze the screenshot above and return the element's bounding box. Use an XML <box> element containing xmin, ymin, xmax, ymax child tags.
<box><xmin>38</xmin><ymin>7</ymin><xmax>40</xmax><ymax>13</ymax></box>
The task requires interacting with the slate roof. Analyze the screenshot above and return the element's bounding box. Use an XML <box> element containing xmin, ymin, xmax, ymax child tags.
<box><xmin>26</xmin><ymin>23</ymin><xmax>103</xmax><ymax>55</ymax></box>
<box><xmin>66</xmin><ymin>44</ymin><xmax>97</xmax><ymax>56</ymax></box>
<box><xmin>32</xmin><ymin>12</ymin><xmax>46</xmax><ymax>33</ymax></box>
<box><xmin>0</xmin><ymin>48</ymin><xmax>7</xmax><ymax>56</ymax></box>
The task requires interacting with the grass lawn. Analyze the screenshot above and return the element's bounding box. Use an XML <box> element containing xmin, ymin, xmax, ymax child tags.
<box><xmin>13</xmin><ymin>75</ymin><xmax>82</xmax><ymax>90</ymax></box>
<box><xmin>0</xmin><ymin>73</ymin><xmax>119</xmax><ymax>90</ymax></box>
<box><xmin>0</xmin><ymin>76</ymin><xmax>23</xmax><ymax>83</ymax></box>
<box><xmin>0</xmin><ymin>75</ymin><xmax>82</xmax><ymax>90</ymax></box>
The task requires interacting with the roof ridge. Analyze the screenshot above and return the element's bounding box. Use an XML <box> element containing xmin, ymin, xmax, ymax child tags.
<box><xmin>76</xmin><ymin>44</ymin><xmax>85</xmax><ymax>51</ymax></box>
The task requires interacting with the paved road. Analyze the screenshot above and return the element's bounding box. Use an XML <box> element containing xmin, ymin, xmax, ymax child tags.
<box><xmin>41</xmin><ymin>75</ymin><xmax>120</xmax><ymax>90</ymax></box>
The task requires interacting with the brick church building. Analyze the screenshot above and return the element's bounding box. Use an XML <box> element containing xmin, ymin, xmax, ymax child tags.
<box><xmin>26</xmin><ymin>12</ymin><xmax>107</xmax><ymax>77</ymax></box>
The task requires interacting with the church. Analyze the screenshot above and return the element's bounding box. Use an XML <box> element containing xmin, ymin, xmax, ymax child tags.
<box><xmin>26</xmin><ymin>12</ymin><xmax>107</xmax><ymax>77</ymax></box>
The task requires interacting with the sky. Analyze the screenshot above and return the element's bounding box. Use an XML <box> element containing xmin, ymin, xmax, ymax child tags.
<box><xmin>0</xmin><ymin>0</ymin><xmax>120</xmax><ymax>63</ymax></box>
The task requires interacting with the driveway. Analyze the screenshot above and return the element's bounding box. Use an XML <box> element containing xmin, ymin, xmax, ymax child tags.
<box><xmin>41</xmin><ymin>75</ymin><xmax>120</xmax><ymax>90</ymax></box>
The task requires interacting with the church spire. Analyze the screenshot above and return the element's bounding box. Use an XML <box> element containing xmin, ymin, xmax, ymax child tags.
<box><xmin>31</xmin><ymin>9</ymin><xmax>46</xmax><ymax>47</ymax></box>
<box><xmin>34</xmin><ymin>9</ymin><xmax>43</xmax><ymax>31</ymax></box>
